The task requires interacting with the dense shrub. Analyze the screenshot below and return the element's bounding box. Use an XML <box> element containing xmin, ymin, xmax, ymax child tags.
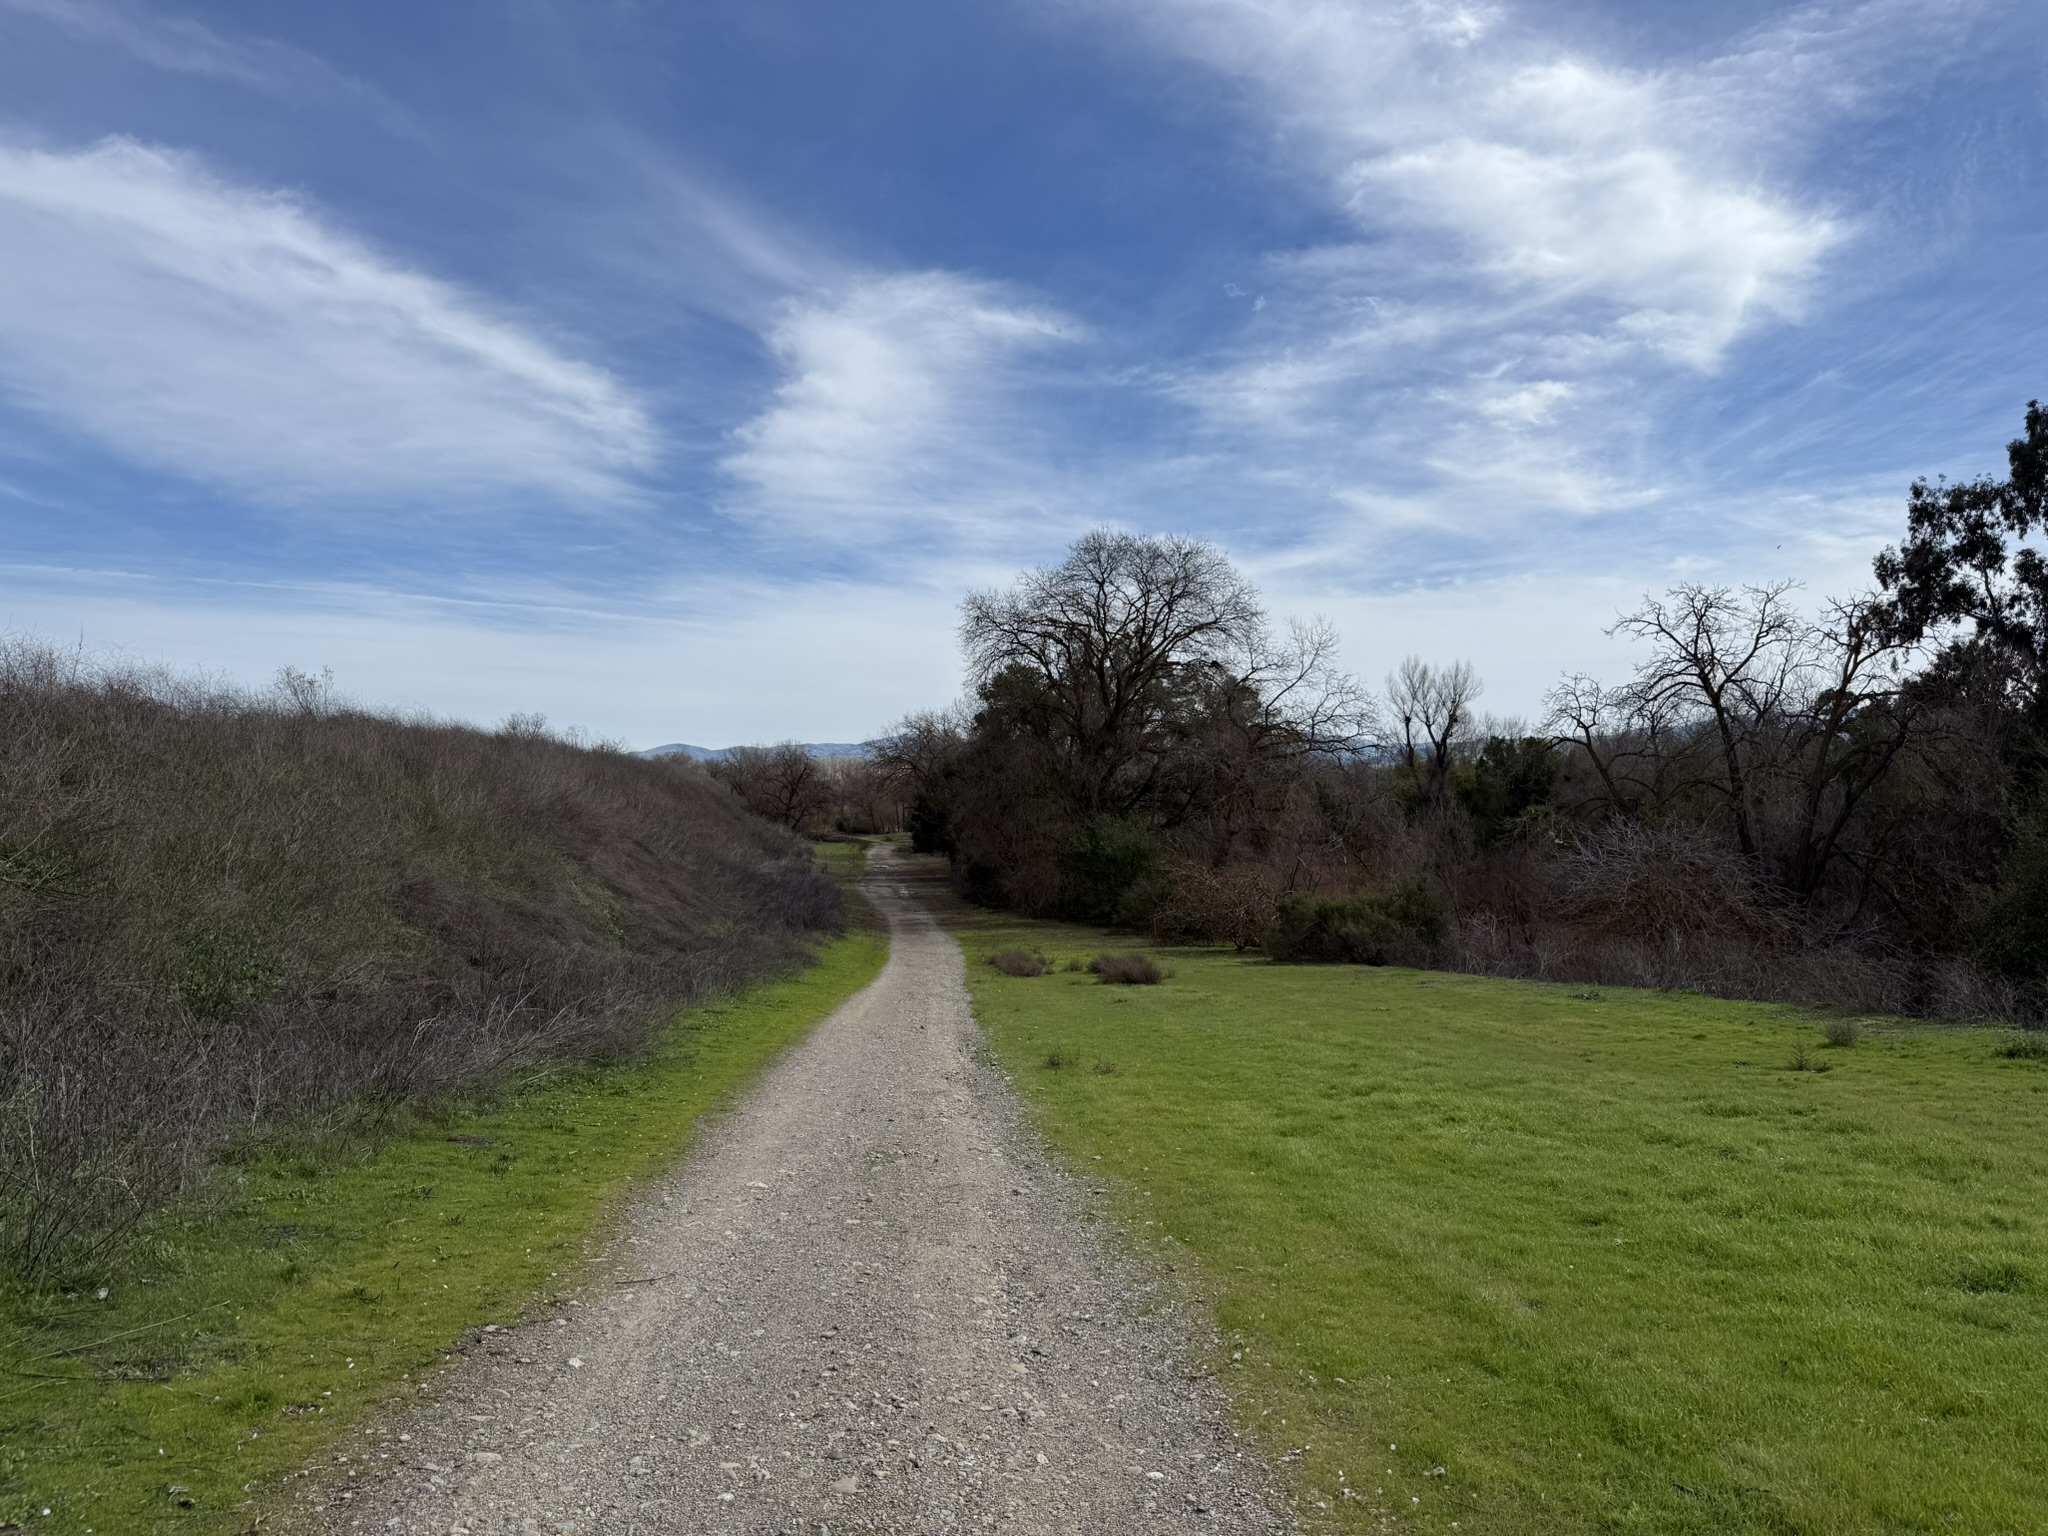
<box><xmin>1263</xmin><ymin>883</ymin><xmax>1446</xmax><ymax>965</ymax></box>
<box><xmin>989</xmin><ymin>949</ymin><xmax>1048</xmax><ymax>977</ymax></box>
<box><xmin>907</xmin><ymin>794</ymin><xmax>954</xmax><ymax>855</ymax></box>
<box><xmin>1089</xmin><ymin>952</ymin><xmax>1165</xmax><ymax>985</ymax></box>
<box><xmin>1977</xmin><ymin>809</ymin><xmax>2048</xmax><ymax>981</ymax></box>
<box><xmin>0</xmin><ymin>644</ymin><xmax>841</xmax><ymax>1281</ymax></box>
<box><xmin>1063</xmin><ymin>816</ymin><xmax>1163</xmax><ymax>924</ymax></box>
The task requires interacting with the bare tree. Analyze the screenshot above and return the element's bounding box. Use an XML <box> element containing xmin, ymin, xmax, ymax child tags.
<box><xmin>1610</xmin><ymin>584</ymin><xmax>1803</xmax><ymax>863</ymax></box>
<box><xmin>872</xmin><ymin>707</ymin><xmax>970</xmax><ymax>852</ymax></box>
<box><xmin>815</xmin><ymin>756</ymin><xmax>905</xmax><ymax>835</ymax></box>
<box><xmin>1386</xmin><ymin>656</ymin><xmax>1481</xmax><ymax>812</ymax></box>
<box><xmin>1772</xmin><ymin>597</ymin><xmax>1922</xmax><ymax>899</ymax></box>
<box><xmin>712</xmin><ymin>743</ymin><xmax>832</xmax><ymax>832</ymax></box>
<box><xmin>1543</xmin><ymin>671</ymin><xmax>1695</xmax><ymax>821</ymax></box>
<box><xmin>871</xmin><ymin>707</ymin><xmax>968</xmax><ymax>799</ymax></box>
<box><xmin>1230</xmin><ymin>618</ymin><xmax>1378</xmax><ymax>760</ymax></box>
<box><xmin>1557</xmin><ymin>585</ymin><xmax>1921</xmax><ymax>901</ymax></box>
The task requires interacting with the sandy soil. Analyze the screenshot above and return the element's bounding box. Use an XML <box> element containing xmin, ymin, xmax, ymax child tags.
<box><xmin>315</xmin><ymin>846</ymin><xmax>1293</xmax><ymax>1536</ymax></box>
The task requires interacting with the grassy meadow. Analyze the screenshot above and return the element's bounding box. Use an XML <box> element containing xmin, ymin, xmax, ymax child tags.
<box><xmin>0</xmin><ymin>852</ymin><xmax>884</xmax><ymax>1536</ymax></box>
<box><xmin>939</xmin><ymin>872</ymin><xmax>2048</xmax><ymax>1534</ymax></box>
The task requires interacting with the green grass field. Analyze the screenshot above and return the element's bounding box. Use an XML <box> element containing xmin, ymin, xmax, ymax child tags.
<box><xmin>941</xmin><ymin>879</ymin><xmax>2048</xmax><ymax>1534</ymax></box>
<box><xmin>0</xmin><ymin>848</ymin><xmax>884</xmax><ymax>1536</ymax></box>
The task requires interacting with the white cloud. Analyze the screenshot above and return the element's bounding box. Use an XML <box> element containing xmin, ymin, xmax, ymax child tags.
<box><xmin>1475</xmin><ymin>378</ymin><xmax>1573</xmax><ymax>425</ymax></box>
<box><xmin>1057</xmin><ymin>0</ymin><xmax>1993</xmax><ymax>576</ymax></box>
<box><xmin>1131</xmin><ymin>0</ymin><xmax>1842</xmax><ymax>369</ymax></box>
<box><xmin>721</xmin><ymin>271</ymin><xmax>1080</xmax><ymax>545</ymax></box>
<box><xmin>0</xmin><ymin>137</ymin><xmax>654</xmax><ymax>506</ymax></box>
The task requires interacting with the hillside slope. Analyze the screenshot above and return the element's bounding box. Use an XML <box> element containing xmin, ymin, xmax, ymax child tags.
<box><xmin>0</xmin><ymin>644</ymin><xmax>840</xmax><ymax>1279</ymax></box>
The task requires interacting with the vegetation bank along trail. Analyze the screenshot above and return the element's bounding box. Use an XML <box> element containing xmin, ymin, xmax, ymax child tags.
<box><xmin>320</xmin><ymin>846</ymin><xmax>1291</xmax><ymax>1536</ymax></box>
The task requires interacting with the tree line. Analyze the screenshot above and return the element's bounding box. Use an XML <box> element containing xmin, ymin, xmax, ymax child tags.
<box><xmin>864</xmin><ymin>403</ymin><xmax>2048</xmax><ymax>1015</ymax></box>
<box><xmin>713</xmin><ymin>401</ymin><xmax>2048</xmax><ymax>1018</ymax></box>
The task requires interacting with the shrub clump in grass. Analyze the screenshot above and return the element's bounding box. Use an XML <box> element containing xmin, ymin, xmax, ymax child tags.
<box><xmin>1043</xmin><ymin>1048</ymin><xmax>1072</xmax><ymax>1070</ymax></box>
<box><xmin>990</xmin><ymin>949</ymin><xmax>1048</xmax><ymax>977</ymax></box>
<box><xmin>1090</xmin><ymin>952</ymin><xmax>1164</xmax><ymax>985</ymax></box>
<box><xmin>1997</xmin><ymin>1031</ymin><xmax>2048</xmax><ymax>1060</ymax></box>
<box><xmin>1787</xmin><ymin>1045</ymin><xmax>1830</xmax><ymax>1073</ymax></box>
<box><xmin>1822</xmin><ymin>1017</ymin><xmax>1863</xmax><ymax>1047</ymax></box>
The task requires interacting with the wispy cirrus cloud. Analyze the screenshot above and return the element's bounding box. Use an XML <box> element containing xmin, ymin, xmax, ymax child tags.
<box><xmin>1085</xmin><ymin>0</ymin><xmax>1974</xmax><ymax>570</ymax></box>
<box><xmin>0</xmin><ymin>0</ymin><xmax>385</xmax><ymax>103</ymax></box>
<box><xmin>0</xmin><ymin>137</ymin><xmax>655</xmax><ymax>507</ymax></box>
<box><xmin>720</xmin><ymin>270</ymin><xmax>1083</xmax><ymax>549</ymax></box>
<box><xmin>1121</xmin><ymin>0</ymin><xmax>1862</xmax><ymax>366</ymax></box>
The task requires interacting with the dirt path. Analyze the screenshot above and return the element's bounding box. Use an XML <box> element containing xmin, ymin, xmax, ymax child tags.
<box><xmin>321</xmin><ymin>847</ymin><xmax>1293</xmax><ymax>1535</ymax></box>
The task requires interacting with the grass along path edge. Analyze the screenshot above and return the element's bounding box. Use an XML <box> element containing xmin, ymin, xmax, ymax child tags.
<box><xmin>928</xmin><ymin>861</ymin><xmax>2048</xmax><ymax>1536</ymax></box>
<box><xmin>0</xmin><ymin>866</ymin><xmax>887</xmax><ymax>1536</ymax></box>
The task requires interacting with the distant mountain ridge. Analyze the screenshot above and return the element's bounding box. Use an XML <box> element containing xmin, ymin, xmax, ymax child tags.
<box><xmin>638</xmin><ymin>742</ymin><xmax>873</xmax><ymax>762</ymax></box>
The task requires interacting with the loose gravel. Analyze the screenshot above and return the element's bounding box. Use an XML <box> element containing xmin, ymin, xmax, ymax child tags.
<box><xmin>312</xmin><ymin>847</ymin><xmax>1295</xmax><ymax>1535</ymax></box>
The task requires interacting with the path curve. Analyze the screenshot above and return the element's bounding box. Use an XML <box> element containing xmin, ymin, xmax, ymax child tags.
<box><xmin>320</xmin><ymin>847</ymin><xmax>1292</xmax><ymax>1535</ymax></box>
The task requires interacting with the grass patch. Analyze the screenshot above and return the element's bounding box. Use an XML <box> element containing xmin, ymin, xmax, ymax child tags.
<box><xmin>929</xmin><ymin>862</ymin><xmax>2048</xmax><ymax>1534</ymax></box>
<box><xmin>0</xmin><ymin>900</ymin><xmax>886</xmax><ymax>1534</ymax></box>
<box><xmin>1821</xmin><ymin>1017</ymin><xmax>1864</xmax><ymax>1048</ymax></box>
<box><xmin>1995</xmin><ymin>1030</ymin><xmax>2048</xmax><ymax>1061</ymax></box>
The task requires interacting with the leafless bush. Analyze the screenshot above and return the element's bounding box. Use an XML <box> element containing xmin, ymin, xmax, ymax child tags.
<box><xmin>1152</xmin><ymin>859</ymin><xmax>1284</xmax><ymax>950</ymax></box>
<box><xmin>989</xmin><ymin>949</ymin><xmax>1047</xmax><ymax>977</ymax></box>
<box><xmin>1445</xmin><ymin>911</ymin><xmax>1920</xmax><ymax>1015</ymax></box>
<box><xmin>0</xmin><ymin>642</ymin><xmax>840</xmax><ymax>1281</ymax></box>
<box><xmin>1090</xmin><ymin>952</ymin><xmax>1164</xmax><ymax>985</ymax></box>
<box><xmin>1556</xmin><ymin>819</ymin><xmax>1781</xmax><ymax>943</ymax></box>
<box><xmin>1923</xmin><ymin>961</ymin><xmax>2040</xmax><ymax>1024</ymax></box>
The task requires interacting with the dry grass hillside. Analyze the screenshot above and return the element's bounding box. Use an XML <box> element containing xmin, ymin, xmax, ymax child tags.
<box><xmin>0</xmin><ymin>644</ymin><xmax>840</xmax><ymax>1280</ymax></box>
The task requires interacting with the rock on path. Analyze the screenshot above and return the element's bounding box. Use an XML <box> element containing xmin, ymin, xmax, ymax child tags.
<box><xmin>316</xmin><ymin>846</ymin><xmax>1293</xmax><ymax>1535</ymax></box>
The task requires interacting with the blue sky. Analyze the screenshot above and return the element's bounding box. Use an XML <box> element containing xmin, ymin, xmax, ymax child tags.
<box><xmin>0</xmin><ymin>0</ymin><xmax>2042</xmax><ymax>745</ymax></box>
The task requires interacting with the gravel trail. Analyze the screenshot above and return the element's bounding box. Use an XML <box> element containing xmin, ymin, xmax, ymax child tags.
<box><xmin>319</xmin><ymin>846</ymin><xmax>1293</xmax><ymax>1536</ymax></box>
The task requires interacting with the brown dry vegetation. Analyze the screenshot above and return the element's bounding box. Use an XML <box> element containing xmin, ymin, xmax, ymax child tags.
<box><xmin>1088</xmin><ymin>952</ymin><xmax>1164</xmax><ymax>985</ymax></box>
<box><xmin>0</xmin><ymin>643</ymin><xmax>840</xmax><ymax>1281</ymax></box>
<box><xmin>988</xmin><ymin>948</ymin><xmax>1048</xmax><ymax>977</ymax></box>
<box><xmin>706</xmin><ymin>743</ymin><xmax>906</xmax><ymax>836</ymax></box>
